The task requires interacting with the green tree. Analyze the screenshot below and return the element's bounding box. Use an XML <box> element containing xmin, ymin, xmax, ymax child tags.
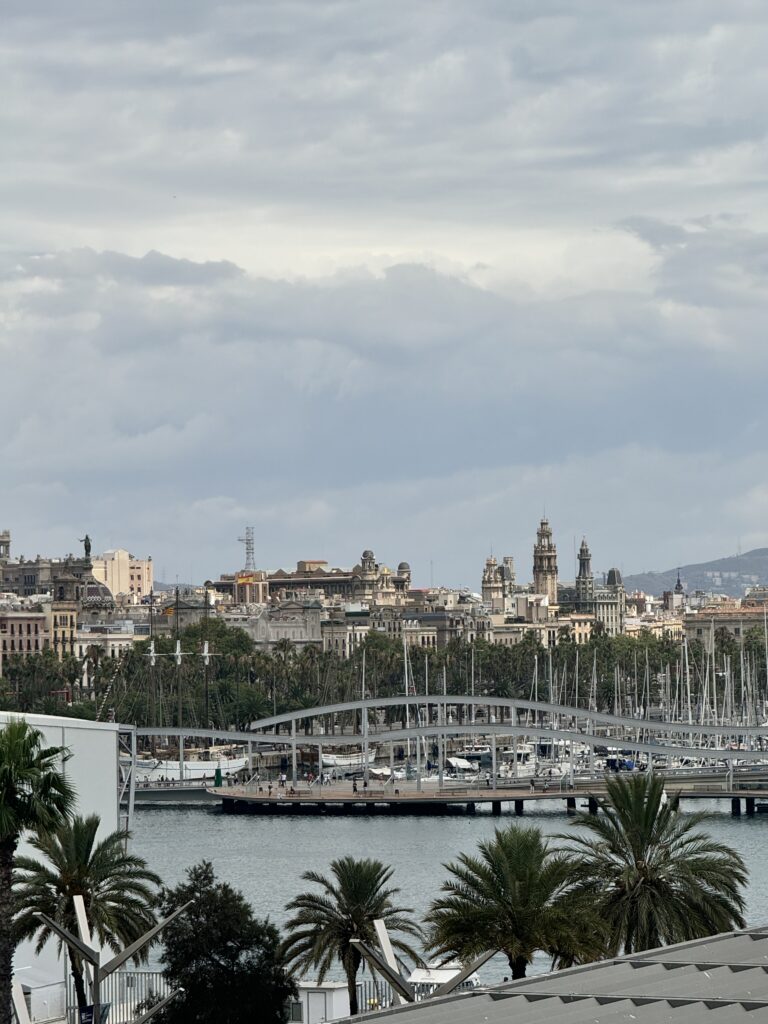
<box><xmin>155</xmin><ymin>861</ymin><xmax>294</xmax><ymax>1024</ymax></box>
<box><xmin>13</xmin><ymin>814</ymin><xmax>160</xmax><ymax>1011</ymax></box>
<box><xmin>425</xmin><ymin>824</ymin><xmax>606</xmax><ymax>979</ymax></box>
<box><xmin>0</xmin><ymin>720</ymin><xmax>75</xmax><ymax>1024</ymax></box>
<box><xmin>283</xmin><ymin>856</ymin><xmax>422</xmax><ymax>1015</ymax></box>
<box><xmin>563</xmin><ymin>773</ymin><xmax>747</xmax><ymax>954</ymax></box>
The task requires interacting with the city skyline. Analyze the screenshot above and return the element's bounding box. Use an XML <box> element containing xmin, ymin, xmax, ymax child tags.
<box><xmin>0</xmin><ymin>519</ymin><xmax>758</xmax><ymax>593</ymax></box>
<box><xmin>4</xmin><ymin>3</ymin><xmax>768</xmax><ymax>586</ymax></box>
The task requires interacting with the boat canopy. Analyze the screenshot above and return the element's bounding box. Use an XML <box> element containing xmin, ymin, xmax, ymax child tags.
<box><xmin>446</xmin><ymin>757</ymin><xmax>474</xmax><ymax>771</ymax></box>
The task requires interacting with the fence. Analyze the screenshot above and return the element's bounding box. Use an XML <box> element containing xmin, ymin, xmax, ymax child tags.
<box><xmin>66</xmin><ymin>970</ymin><xmax>171</xmax><ymax>1024</ymax></box>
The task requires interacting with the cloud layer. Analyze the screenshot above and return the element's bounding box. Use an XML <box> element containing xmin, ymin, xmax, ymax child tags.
<box><xmin>2</xmin><ymin>3</ymin><xmax>768</xmax><ymax>585</ymax></box>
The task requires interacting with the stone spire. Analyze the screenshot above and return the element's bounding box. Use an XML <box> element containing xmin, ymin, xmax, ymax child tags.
<box><xmin>532</xmin><ymin>518</ymin><xmax>558</xmax><ymax>605</ymax></box>
<box><xmin>576</xmin><ymin>537</ymin><xmax>594</xmax><ymax>603</ymax></box>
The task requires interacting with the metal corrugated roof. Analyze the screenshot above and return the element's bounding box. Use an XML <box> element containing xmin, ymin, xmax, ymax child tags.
<box><xmin>351</xmin><ymin>928</ymin><xmax>768</xmax><ymax>1024</ymax></box>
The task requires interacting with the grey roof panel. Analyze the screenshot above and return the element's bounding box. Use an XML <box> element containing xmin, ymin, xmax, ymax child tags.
<box><xmin>352</xmin><ymin>927</ymin><xmax>768</xmax><ymax>1024</ymax></box>
<box><xmin>647</xmin><ymin>935</ymin><xmax>768</xmax><ymax>966</ymax></box>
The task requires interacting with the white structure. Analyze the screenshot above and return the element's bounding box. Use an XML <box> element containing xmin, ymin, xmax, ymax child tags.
<box><xmin>1</xmin><ymin>712</ymin><xmax>124</xmax><ymax>1023</ymax></box>
<box><xmin>292</xmin><ymin>981</ymin><xmax>350</xmax><ymax>1023</ymax></box>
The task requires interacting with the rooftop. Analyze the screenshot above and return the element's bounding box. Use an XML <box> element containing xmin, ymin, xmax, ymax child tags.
<box><xmin>352</xmin><ymin>927</ymin><xmax>768</xmax><ymax>1024</ymax></box>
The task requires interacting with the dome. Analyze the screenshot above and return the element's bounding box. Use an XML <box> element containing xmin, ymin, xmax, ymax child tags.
<box><xmin>398</xmin><ymin>561</ymin><xmax>411</xmax><ymax>572</ymax></box>
<box><xmin>81</xmin><ymin>578</ymin><xmax>116</xmax><ymax>607</ymax></box>
<box><xmin>362</xmin><ymin>549</ymin><xmax>374</xmax><ymax>560</ymax></box>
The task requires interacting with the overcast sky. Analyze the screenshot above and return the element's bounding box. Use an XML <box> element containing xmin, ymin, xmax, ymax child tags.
<box><xmin>3</xmin><ymin>1</ymin><xmax>768</xmax><ymax>587</ymax></box>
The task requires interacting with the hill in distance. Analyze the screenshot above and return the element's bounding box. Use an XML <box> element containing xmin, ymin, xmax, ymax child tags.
<box><xmin>624</xmin><ymin>548</ymin><xmax>768</xmax><ymax>598</ymax></box>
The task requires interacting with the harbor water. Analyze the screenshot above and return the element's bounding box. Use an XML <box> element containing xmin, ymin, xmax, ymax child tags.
<box><xmin>132</xmin><ymin>799</ymin><xmax>768</xmax><ymax>984</ymax></box>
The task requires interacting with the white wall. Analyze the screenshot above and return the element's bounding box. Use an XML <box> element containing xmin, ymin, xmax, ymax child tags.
<box><xmin>1</xmin><ymin>712</ymin><xmax>122</xmax><ymax>1022</ymax></box>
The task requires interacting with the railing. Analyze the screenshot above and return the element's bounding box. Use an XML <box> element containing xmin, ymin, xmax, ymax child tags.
<box><xmin>66</xmin><ymin>970</ymin><xmax>170</xmax><ymax>1024</ymax></box>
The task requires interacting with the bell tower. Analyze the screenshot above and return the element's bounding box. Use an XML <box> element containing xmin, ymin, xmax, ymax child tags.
<box><xmin>576</xmin><ymin>537</ymin><xmax>594</xmax><ymax>605</ymax></box>
<box><xmin>532</xmin><ymin>518</ymin><xmax>558</xmax><ymax>605</ymax></box>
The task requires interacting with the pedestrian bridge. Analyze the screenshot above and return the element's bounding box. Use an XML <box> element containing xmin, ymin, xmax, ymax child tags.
<box><xmin>133</xmin><ymin>693</ymin><xmax>768</xmax><ymax>779</ymax></box>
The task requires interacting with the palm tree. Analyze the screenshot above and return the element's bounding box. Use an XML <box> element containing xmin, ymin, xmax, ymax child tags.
<box><xmin>425</xmin><ymin>824</ymin><xmax>606</xmax><ymax>979</ymax></box>
<box><xmin>14</xmin><ymin>814</ymin><xmax>161</xmax><ymax>1011</ymax></box>
<box><xmin>0</xmin><ymin>720</ymin><xmax>75</xmax><ymax>1024</ymax></box>
<box><xmin>282</xmin><ymin>856</ymin><xmax>422</xmax><ymax>1015</ymax></box>
<box><xmin>562</xmin><ymin>772</ymin><xmax>747</xmax><ymax>954</ymax></box>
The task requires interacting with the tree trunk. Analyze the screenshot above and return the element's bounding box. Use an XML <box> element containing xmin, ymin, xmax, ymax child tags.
<box><xmin>69</xmin><ymin>949</ymin><xmax>88</xmax><ymax>1011</ymax></box>
<box><xmin>346</xmin><ymin>965</ymin><xmax>358</xmax><ymax>1016</ymax></box>
<box><xmin>509</xmin><ymin>955</ymin><xmax>527</xmax><ymax>980</ymax></box>
<box><xmin>0</xmin><ymin>836</ymin><xmax>19</xmax><ymax>1024</ymax></box>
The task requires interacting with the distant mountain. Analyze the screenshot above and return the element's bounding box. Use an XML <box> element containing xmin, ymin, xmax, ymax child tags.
<box><xmin>624</xmin><ymin>548</ymin><xmax>768</xmax><ymax>598</ymax></box>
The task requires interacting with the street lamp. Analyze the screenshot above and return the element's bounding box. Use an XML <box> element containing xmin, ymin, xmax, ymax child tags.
<box><xmin>35</xmin><ymin>900</ymin><xmax>193</xmax><ymax>1024</ymax></box>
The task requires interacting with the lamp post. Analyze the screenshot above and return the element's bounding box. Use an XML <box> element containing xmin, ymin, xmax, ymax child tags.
<box><xmin>35</xmin><ymin>900</ymin><xmax>193</xmax><ymax>1023</ymax></box>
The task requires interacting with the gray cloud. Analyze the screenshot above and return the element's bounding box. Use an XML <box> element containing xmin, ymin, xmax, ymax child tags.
<box><xmin>3</xmin><ymin>3</ymin><xmax>768</xmax><ymax>585</ymax></box>
<box><xmin>3</xmin><ymin>223</ymin><xmax>768</xmax><ymax>585</ymax></box>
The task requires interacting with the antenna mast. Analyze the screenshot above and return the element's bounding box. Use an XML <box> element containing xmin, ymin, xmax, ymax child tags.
<box><xmin>238</xmin><ymin>526</ymin><xmax>256</xmax><ymax>571</ymax></box>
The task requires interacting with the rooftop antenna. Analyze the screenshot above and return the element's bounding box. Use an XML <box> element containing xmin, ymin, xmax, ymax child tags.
<box><xmin>238</xmin><ymin>526</ymin><xmax>256</xmax><ymax>571</ymax></box>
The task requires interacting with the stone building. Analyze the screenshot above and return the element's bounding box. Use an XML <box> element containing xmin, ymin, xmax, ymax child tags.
<box><xmin>0</xmin><ymin>608</ymin><xmax>49</xmax><ymax>676</ymax></box>
<box><xmin>268</xmin><ymin>550</ymin><xmax>411</xmax><ymax>606</ymax></box>
<box><xmin>532</xmin><ymin>519</ymin><xmax>558</xmax><ymax>605</ymax></box>
<box><xmin>558</xmin><ymin>537</ymin><xmax>626</xmax><ymax>636</ymax></box>
<box><xmin>481</xmin><ymin>555</ymin><xmax>517</xmax><ymax>611</ymax></box>
<box><xmin>220</xmin><ymin>600</ymin><xmax>323</xmax><ymax>650</ymax></box>
<box><xmin>322</xmin><ymin>607</ymin><xmax>370</xmax><ymax>658</ymax></box>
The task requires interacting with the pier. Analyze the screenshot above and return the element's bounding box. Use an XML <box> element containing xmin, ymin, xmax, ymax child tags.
<box><xmin>213</xmin><ymin>777</ymin><xmax>768</xmax><ymax>817</ymax></box>
<box><xmin>124</xmin><ymin>694</ymin><xmax>768</xmax><ymax>818</ymax></box>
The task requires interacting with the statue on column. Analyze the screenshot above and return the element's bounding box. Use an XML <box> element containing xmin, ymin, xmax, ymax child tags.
<box><xmin>79</xmin><ymin>534</ymin><xmax>92</xmax><ymax>559</ymax></box>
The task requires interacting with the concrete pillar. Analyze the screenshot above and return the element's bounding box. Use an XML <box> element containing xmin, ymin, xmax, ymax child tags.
<box><xmin>746</xmin><ymin>796</ymin><xmax>756</xmax><ymax>816</ymax></box>
<box><xmin>363</xmin><ymin>702</ymin><xmax>369</xmax><ymax>785</ymax></box>
<box><xmin>291</xmin><ymin>719</ymin><xmax>297</xmax><ymax>787</ymax></box>
<box><xmin>566</xmin><ymin>796</ymin><xmax>576</xmax><ymax>815</ymax></box>
<box><xmin>514</xmin><ymin>799</ymin><xmax>524</xmax><ymax>817</ymax></box>
<box><xmin>492</xmin><ymin>800</ymin><xmax>502</xmax><ymax>816</ymax></box>
<box><xmin>416</xmin><ymin>724</ymin><xmax>422</xmax><ymax>793</ymax></box>
<box><xmin>588</xmin><ymin>796</ymin><xmax>599</xmax><ymax>815</ymax></box>
<box><xmin>731</xmin><ymin>797</ymin><xmax>741</xmax><ymax>817</ymax></box>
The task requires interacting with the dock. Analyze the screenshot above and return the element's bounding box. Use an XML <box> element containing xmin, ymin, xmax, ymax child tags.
<box><xmin>213</xmin><ymin>779</ymin><xmax>768</xmax><ymax>817</ymax></box>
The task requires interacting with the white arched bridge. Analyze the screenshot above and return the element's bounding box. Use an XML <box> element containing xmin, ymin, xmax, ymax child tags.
<box><xmin>121</xmin><ymin>696</ymin><xmax>768</xmax><ymax>820</ymax></box>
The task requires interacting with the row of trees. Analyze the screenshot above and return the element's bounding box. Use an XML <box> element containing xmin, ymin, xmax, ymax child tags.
<box><xmin>286</xmin><ymin>773</ymin><xmax>746</xmax><ymax>1012</ymax></box>
<box><xmin>4</xmin><ymin>618</ymin><xmax>766</xmax><ymax>729</ymax></box>
<box><xmin>0</xmin><ymin>719</ymin><xmax>748</xmax><ymax>1023</ymax></box>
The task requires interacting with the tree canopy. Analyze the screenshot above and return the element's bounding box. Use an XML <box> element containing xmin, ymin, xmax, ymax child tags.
<box><xmin>154</xmin><ymin>861</ymin><xmax>295</xmax><ymax>1024</ymax></box>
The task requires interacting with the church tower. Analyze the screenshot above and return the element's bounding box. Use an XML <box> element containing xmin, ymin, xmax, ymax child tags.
<box><xmin>481</xmin><ymin>555</ymin><xmax>504</xmax><ymax>608</ymax></box>
<box><xmin>532</xmin><ymin>518</ymin><xmax>558</xmax><ymax>605</ymax></box>
<box><xmin>576</xmin><ymin>537</ymin><xmax>594</xmax><ymax>605</ymax></box>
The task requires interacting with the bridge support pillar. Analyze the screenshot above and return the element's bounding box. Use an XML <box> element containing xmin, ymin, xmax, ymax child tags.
<box><xmin>566</xmin><ymin>796</ymin><xmax>576</xmax><ymax>815</ymax></box>
<box><xmin>514</xmin><ymin>799</ymin><xmax>524</xmax><ymax>817</ymax></box>
<box><xmin>491</xmin><ymin>800</ymin><xmax>502</xmax><ymax>816</ymax></box>
<box><xmin>588</xmin><ymin>797</ymin><xmax>599</xmax><ymax>816</ymax></box>
<box><xmin>746</xmin><ymin>797</ymin><xmax>756</xmax><ymax>816</ymax></box>
<box><xmin>731</xmin><ymin>798</ymin><xmax>741</xmax><ymax>817</ymax></box>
